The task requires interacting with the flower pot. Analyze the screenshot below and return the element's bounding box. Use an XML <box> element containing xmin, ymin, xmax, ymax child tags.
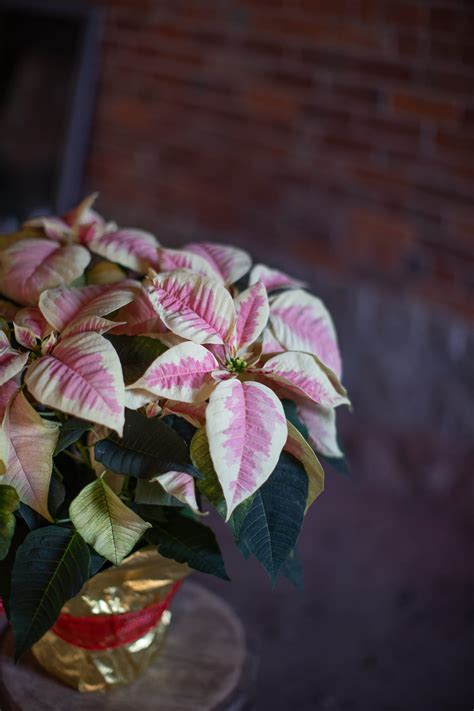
<box><xmin>32</xmin><ymin>549</ymin><xmax>190</xmax><ymax>692</ymax></box>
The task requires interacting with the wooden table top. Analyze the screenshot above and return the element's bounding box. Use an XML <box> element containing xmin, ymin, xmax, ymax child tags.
<box><xmin>0</xmin><ymin>582</ymin><xmax>256</xmax><ymax>711</ymax></box>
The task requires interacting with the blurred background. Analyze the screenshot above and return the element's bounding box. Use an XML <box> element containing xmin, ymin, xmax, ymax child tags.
<box><xmin>0</xmin><ymin>0</ymin><xmax>473</xmax><ymax>708</ymax></box>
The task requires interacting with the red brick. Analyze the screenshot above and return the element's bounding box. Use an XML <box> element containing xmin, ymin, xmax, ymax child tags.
<box><xmin>436</xmin><ymin>131</ymin><xmax>474</xmax><ymax>160</ymax></box>
<box><xmin>384</xmin><ymin>3</ymin><xmax>428</xmax><ymax>27</ymax></box>
<box><xmin>322</xmin><ymin>134</ymin><xmax>374</xmax><ymax>156</ymax></box>
<box><xmin>390</xmin><ymin>91</ymin><xmax>460</xmax><ymax>122</ymax></box>
<box><xmin>242</xmin><ymin>84</ymin><xmax>301</xmax><ymax>121</ymax></box>
<box><xmin>346</xmin><ymin>206</ymin><xmax>417</xmax><ymax>271</ymax></box>
<box><xmin>82</xmin><ymin>0</ymin><xmax>474</xmax><ymax>320</ymax></box>
<box><xmin>397</xmin><ymin>33</ymin><xmax>419</xmax><ymax>59</ymax></box>
<box><xmin>429</xmin><ymin>7</ymin><xmax>465</xmax><ymax>33</ymax></box>
<box><xmin>353</xmin><ymin>58</ymin><xmax>414</xmax><ymax>83</ymax></box>
<box><xmin>266</xmin><ymin>68</ymin><xmax>313</xmax><ymax>90</ymax></box>
<box><xmin>253</xmin><ymin>14</ymin><xmax>381</xmax><ymax>50</ymax></box>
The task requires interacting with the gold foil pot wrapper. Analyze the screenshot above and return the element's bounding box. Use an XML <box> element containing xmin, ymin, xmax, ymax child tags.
<box><xmin>32</xmin><ymin>548</ymin><xmax>191</xmax><ymax>693</ymax></box>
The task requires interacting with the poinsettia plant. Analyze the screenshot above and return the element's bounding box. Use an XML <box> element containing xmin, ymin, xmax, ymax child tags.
<box><xmin>0</xmin><ymin>195</ymin><xmax>350</xmax><ymax>658</ymax></box>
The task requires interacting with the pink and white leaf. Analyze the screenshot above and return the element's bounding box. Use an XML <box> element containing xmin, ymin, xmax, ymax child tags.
<box><xmin>261</xmin><ymin>351</ymin><xmax>349</xmax><ymax>408</ymax></box>
<box><xmin>129</xmin><ymin>341</ymin><xmax>219</xmax><ymax>403</ymax></box>
<box><xmin>296</xmin><ymin>400</ymin><xmax>343</xmax><ymax>458</ymax></box>
<box><xmin>261</xmin><ymin>325</ymin><xmax>285</xmax><ymax>355</ymax></box>
<box><xmin>185</xmin><ymin>242</ymin><xmax>252</xmax><ymax>285</ymax></box>
<box><xmin>0</xmin><ymin>239</ymin><xmax>91</xmax><ymax>306</ymax></box>
<box><xmin>13</xmin><ymin>307</ymin><xmax>51</xmax><ymax>349</ymax></box>
<box><xmin>40</xmin><ymin>332</ymin><xmax>58</xmax><ymax>356</ymax></box>
<box><xmin>249</xmin><ymin>264</ymin><xmax>306</xmax><ymax>292</ymax></box>
<box><xmin>0</xmin><ymin>413</ymin><xmax>9</xmax><ymax>476</ymax></box>
<box><xmin>23</xmin><ymin>216</ymin><xmax>71</xmax><ymax>241</ymax></box>
<box><xmin>232</xmin><ymin>280</ymin><xmax>269</xmax><ymax>352</ymax></box>
<box><xmin>2</xmin><ymin>391</ymin><xmax>59</xmax><ymax>521</ymax></box>
<box><xmin>284</xmin><ymin>420</ymin><xmax>324</xmax><ymax>510</ymax></box>
<box><xmin>157</xmin><ymin>247</ymin><xmax>218</xmax><ymax>280</ymax></box>
<box><xmin>62</xmin><ymin>315</ymin><xmax>124</xmax><ymax>338</ymax></box>
<box><xmin>39</xmin><ymin>282</ymin><xmax>137</xmax><ymax>333</ymax></box>
<box><xmin>161</xmin><ymin>400</ymin><xmax>207</xmax><ymax>427</ymax></box>
<box><xmin>153</xmin><ymin>471</ymin><xmax>200</xmax><ymax>514</ymax></box>
<box><xmin>0</xmin><ymin>332</ymin><xmax>28</xmax><ymax>386</ymax></box>
<box><xmin>63</xmin><ymin>193</ymin><xmax>102</xmax><ymax>229</ymax></box>
<box><xmin>206</xmin><ymin>379</ymin><xmax>287</xmax><ymax>519</ymax></box>
<box><xmin>270</xmin><ymin>289</ymin><xmax>342</xmax><ymax>378</ymax></box>
<box><xmin>87</xmin><ymin>228</ymin><xmax>159</xmax><ymax>273</ymax></box>
<box><xmin>25</xmin><ymin>332</ymin><xmax>125</xmax><ymax>435</ymax></box>
<box><xmin>0</xmin><ymin>378</ymin><xmax>19</xmax><ymax>420</ymax></box>
<box><xmin>124</xmin><ymin>387</ymin><xmax>155</xmax><ymax>410</ymax></box>
<box><xmin>154</xmin><ymin>332</ymin><xmax>187</xmax><ymax>349</ymax></box>
<box><xmin>146</xmin><ymin>269</ymin><xmax>235</xmax><ymax>345</ymax></box>
<box><xmin>145</xmin><ymin>401</ymin><xmax>162</xmax><ymax>418</ymax></box>
<box><xmin>111</xmin><ymin>286</ymin><xmax>167</xmax><ymax>337</ymax></box>
<box><xmin>0</xmin><ymin>379</ymin><xmax>19</xmax><ymax>475</ymax></box>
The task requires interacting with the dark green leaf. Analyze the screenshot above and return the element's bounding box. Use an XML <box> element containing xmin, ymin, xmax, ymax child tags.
<box><xmin>191</xmin><ymin>427</ymin><xmax>224</xmax><ymax>508</ymax></box>
<box><xmin>280</xmin><ymin>547</ymin><xmax>304</xmax><ymax>591</ymax></box>
<box><xmin>48</xmin><ymin>469</ymin><xmax>66</xmax><ymax>518</ymax></box>
<box><xmin>0</xmin><ymin>518</ymin><xmax>30</xmax><ymax>619</ymax></box>
<box><xmin>238</xmin><ymin>452</ymin><xmax>308</xmax><ymax>585</ymax></box>
<box><xmin>135</xmin><ymin>479</ymin><xmax>184</xmax><ymax>508</ymax></box>
<box><xmin>0</xmin><ymin>485</ymin><xmax>20</xmax><ymax>560</ymax></box>
<box><xmin>282</xmin><ymin>399</ymin><xmax>309</xmax><ymax>439</ymax></box>
<box><xmin>95</xmin><ymin>409</ymin><xmax>199</xmax><ymax>480</ymax></box>
<box><xmin>54</xmin><ymin>418</ymin><xmax>91</xmax><ymax>455</ymax></box>
<box><xmin>10</xmin><ymin>526</ymin><xmax>91</xmax><ymax>659</ymax></box>
<box><xmin>163</xmin><ymin>415</ymin><xmax>196</xmax><ymax>445</ymax></box>
<box><xmin>89</xmin><ymin>550</ymin><xmax>107</xmax><ymax>577</ymax></box>
<box><xmin>106</xmin><ymin>335</ymin><xmax>167</xmax><ymax>385</ymax></box>
<box><xmin>17</xmin><ymin>503</ymin><xmax>44</xmax><ymax>530</ymax></box>
<box><xmin>146</xmin><ymin>512</ymin><xmax>229</xmax><ymax>581</ymax></box>
<box><xmin>226</xmin><ymin>494</ymin><xmax>255</xmax><ymax>540</ymax></box>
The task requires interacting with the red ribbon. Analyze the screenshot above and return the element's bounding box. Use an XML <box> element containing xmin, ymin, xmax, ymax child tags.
<box><xmin>0</xmin><ymin>582</ymin><xmax>182</xmax><ymax>651</ymax></box>
<box><xmin>51</xmin><ymin>581</ymin><xmax>182</xmax><ymax>650</ymax></box>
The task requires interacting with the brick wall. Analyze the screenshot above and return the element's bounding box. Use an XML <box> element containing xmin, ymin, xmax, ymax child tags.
<box><xmin>84</xmin><ymin>0</ymin><xmax>474</xmax><ymax>319</ymax></box>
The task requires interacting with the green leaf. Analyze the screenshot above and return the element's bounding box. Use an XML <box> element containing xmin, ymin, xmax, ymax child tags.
<box><xmin>190</xmin><ymin>427</ymin><xmax>254</xmax><ymax>534</ymax></box>
<box><xmin>89</xmin><ymin>550</ymin><xmax>107</xmax><ymax>577</ymax></box>
<box><xmin>146</xmin><ymin>511</ymin><xmax>229</xmax><ymax>581</ymax></box>
<box><xmin>106</xmin><ymin>335</ymin><xmax>167</xmax><ymax>385</ymax></box>
<box><xmin>10</xmin><ymin>526</ymin><xmax>90</xmax><ymax>659</ymax></box>
<box><xmin>135</xmin><ymin>479</ymin><xmax>184</xmax><ymax>508</ymax></box>
<box><xmin>280</xmin><ymin>548</ymin><xmax>304</xmax><ymax>591</ymax></box>
<box><xmin>95</xmin><ymin>409</ymin><xmax>198</xmax><ymax>480</ymax></box>
<box><xmin>163</xmin><ymin>415</ymin><xmax>196</xmax><ymax>445</ymax></box>
<box><xmin>191</xmin><ymin>427</ymin><xmax>224</xmax><ymax>508</ymax></box>
<box><xmin>238</xmin><ymin>452</ymin><xmax>308</xmax><ymax>585</ymax></box>
<box><xmin>225</xmin><ymin>494</ymin><xmax>255</xmax><ymax>540</ymax></box>
<box><xmin>70</xmin><ymin>477</ymin><xmax>151</xmax><ymax>565</ymax></box>
<box><xmin>48</xmin><ymin>469</ymin><xmax>66</xmax><ymax>518</ymax></box>
<box><xmin>0</xmin><ymin>520</ymin><xmax>29</xmax><ymax>619</ymax></box>
<box><xmin>286</xmin><ymin>420</ymin><xmax>324</xmax><ymax>511</ymax></box>
<box><xmin>0</xmin><ymin>485</ymin><xmax>20</xmax><ymax>560</ymax></box>
<box><xmin>54</xmin><ymin>417</ymin><xmax>91</xmax><ymax>455</ymax></box>
<box><xmin>282</xmin><ymin>399</ymin><xmax>309</xmax><ymax>439</ymax></box>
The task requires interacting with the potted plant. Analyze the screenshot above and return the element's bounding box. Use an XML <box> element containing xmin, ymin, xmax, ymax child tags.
<box><xmin>0</xmin><ymin>195</ymin><xmax>349</xmax><ymax>690</ymax></box>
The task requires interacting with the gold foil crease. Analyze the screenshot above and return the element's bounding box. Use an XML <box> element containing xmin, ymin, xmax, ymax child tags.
<box><xmin>32</xmin><ymin>548</ymin><xmax>190</xmax><ymax>692</ymax></box>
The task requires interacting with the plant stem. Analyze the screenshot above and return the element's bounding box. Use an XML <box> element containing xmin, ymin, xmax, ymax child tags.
<box><xmin>62</xmin><ymin>449</ymin><xmax>84</xmax><ymax>465</ymax></box>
